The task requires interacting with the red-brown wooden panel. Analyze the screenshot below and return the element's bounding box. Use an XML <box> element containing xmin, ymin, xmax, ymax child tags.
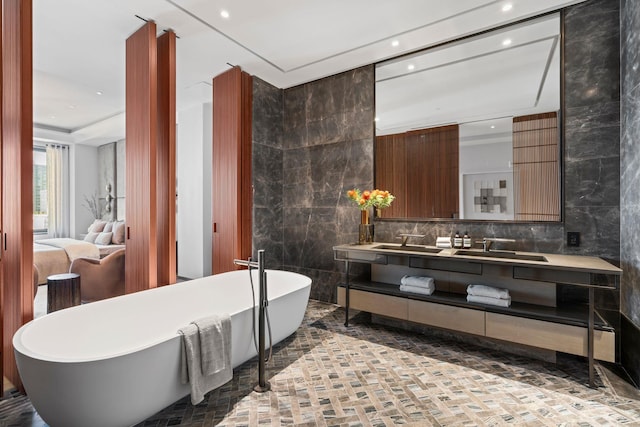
<box><xmin>405</xmin><ymin>125</ymin><xmax>459</xmax><ymax>218</ymax></box>
<box><xmin>156</xmin><ymin>31</ymin><xmax>176</xmax><ymax>286</ymax></box>
<box><xmin>125</xmin><ymin>22</ymin><xmax>158</xmax><ymax>292</ymax></box>
<box><xmin>212</xmin><ymin>67</ymin><xmax>252</xmax><ymax>274</ymax></box>
<box><xmin>2</xmin><ymin>0</ymin><xmax>33</xmax><ymax>391</ymax></box>
<box><xmin>375</xmin><ymin>134</ymin><xmax>407</xmax><ymax>218</ymax></box>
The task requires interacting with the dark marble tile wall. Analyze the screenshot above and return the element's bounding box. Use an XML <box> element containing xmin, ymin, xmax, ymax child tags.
<box><xmin>621</xmin><ymin>0</ymin><xmax>640</xmax><ymax>385</ymax></box>
<box><xmin>282</xmin><ymin>66</ymin><xmax>375</xmax><ymax>302</ymax></box>
<box><xmin>252</xmin><ymin>77</ymin><xmax>284</xmax><ymax>268</ymax></box>
<box><xmin>267</xmin><ymin>1</ymin><xmax>621</xmax><ymax>312</ymax></box>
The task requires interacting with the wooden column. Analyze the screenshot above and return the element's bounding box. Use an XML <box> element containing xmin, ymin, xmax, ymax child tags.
<box><xmin>1</xmin><ymin>0</ymin><xmax>33</xmax><ymax>391</ymax></box>
<box><xmin>156</xmin><ymin>31</ymin><xmax>176</xmax><ymax>286</ymax></box>
<box><xmin>212</xmin><ymin>67</ymin><xmax>252</xmax><ymax>274</ymax></box>
<box><xmin>125</xmin><ymin>22</ymin><xmax>158</xmax><ymax>292</ymax></box>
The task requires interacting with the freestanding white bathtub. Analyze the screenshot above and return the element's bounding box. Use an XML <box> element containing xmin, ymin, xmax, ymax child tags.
<box><xmin>13</xmin><ymin>269</ymin><xmax>311</xmax><ymax>427</ymax></box>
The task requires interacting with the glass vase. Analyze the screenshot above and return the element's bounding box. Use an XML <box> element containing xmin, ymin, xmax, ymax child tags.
<box><xmin>358</xmin><ymin>209</ymin><xmax>374</xmax><ymax>244</ymax></box>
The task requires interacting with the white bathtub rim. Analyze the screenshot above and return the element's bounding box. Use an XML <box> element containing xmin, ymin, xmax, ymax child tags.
<box><xmin>14</xmin><ymin>270</ymin><xmax>311</xmax><ymax>364</ymax></box>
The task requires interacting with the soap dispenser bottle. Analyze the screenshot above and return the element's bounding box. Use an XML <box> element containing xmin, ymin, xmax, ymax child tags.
<box><xmin>453</xmin><ymin>231</ymin><xmax>462</xmax><ymax>249</ymax></box>
<box><xmin>463</xmin><ymin>232</ymin><xmax>471</xmax><ymax>249</ymax></box>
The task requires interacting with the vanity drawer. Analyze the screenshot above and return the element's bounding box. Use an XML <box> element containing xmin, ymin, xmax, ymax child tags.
<box><xmin>485</xmin><ymin>312</ymin><xmax>615</xmax><ymax>362</ymax></box>
<box><xmin>408</xmin><ymin>299</ymin><xmax>485</xmax><ymax>336</ymax></box>
<box><xmin>337</xmin><ymin>288</ymin><xmax>407</xmax><ymax>319</ymax></box>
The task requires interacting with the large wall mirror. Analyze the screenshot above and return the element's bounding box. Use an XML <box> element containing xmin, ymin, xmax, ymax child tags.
<box><xmin>375</xmin><ymin>13</ymin><xmax>561</xmax><ymax>222</ymax></box>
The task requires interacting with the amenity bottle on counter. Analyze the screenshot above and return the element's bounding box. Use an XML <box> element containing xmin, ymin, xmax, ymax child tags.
<box><xmin>453</xmin><ymin>232</ymin><xmax>462</xmax><ymax>249</ymax></box>
<box><xmin>463</xmin><ymin>232</ymin><xmax>472</xmax><ymax>249</ymax></box>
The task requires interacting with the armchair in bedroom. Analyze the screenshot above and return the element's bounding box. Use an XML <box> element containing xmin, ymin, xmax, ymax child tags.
<box><xmin>69</xmin><ymin>248</ymin><xmax>125</xmax><ymax>303</ymax></box>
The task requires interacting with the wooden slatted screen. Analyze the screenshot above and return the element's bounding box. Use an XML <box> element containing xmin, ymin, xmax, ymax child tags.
<box><xmin>125</xmin><ymin>22</ymin><xmax>158</xmax><ymax>292</ymax></box>
<box><xmin>1</xmin><ymin>0</ymin><xmax>33</xmax><ymax>391</ymax></box>
<box><xmin>212</xmin><ymin>67</ymin><xmax>253</xmax><ymax>273</ymax></box>
<box><xmin>513</xmin><ymin>112</ymin><xmax>560</xmax><ymax>221</ymax></box>
<box><xmin>375</xmin><ymin>125</ymin><xmax>459</xmax><ymax>218</ymax></box>
<box><xmin>374</xmin><ymin>133</ymin><xmax>407</xmax><ymax>218</ymax></box>
<box><xmin>156</xmin><ymin>31</ymin><xmax>176</xmax><ymax>286</ymax></box>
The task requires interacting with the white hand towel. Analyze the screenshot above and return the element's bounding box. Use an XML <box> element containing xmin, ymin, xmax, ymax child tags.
<box><xmin>436</xmin><ymin>237</ymin><xmax>452</xmax><ymax>248</ymax></box>
<box><xmin>400</xmin><ymin>283</ymin><xmax>434</xmax><ymax>296</ymax></box>
<box><xmin>193</xmin><ymin>314</ymin><xmax>231</xmax><ymax>376</ymax></box>
<box><xmin>401</xmin><ymin>275</ymin><xmax>435</xmax><ymax>288</ymax></box>
<box><xmin>178</xmin><ymin>313</ymin><xmax>233</xmax><ymax>405</ymax></box>
<box><xmin>467</xmin><ymin>284</ymin><xmax>510</xmax><ymax>300</ymax></box>
<box><xmin>466</xmin><ymin>294</ymin><xmax>511</xmax><ymax>307</ymax></box>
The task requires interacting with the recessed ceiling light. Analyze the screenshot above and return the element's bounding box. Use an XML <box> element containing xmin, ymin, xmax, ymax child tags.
<box><xmin>374</xmin><ymin>117</ymin><xmax>379</xmax><ymax>122</ymax></box>
<box><xmin>490</xmin><ymin>125</ymin><xmax>496</xmax><ymax>129</ymax></box>
<box><xmin>407</xmin><ymin>64</ymin><xmax>415</xmax><ymax>71</ymax></box>
<box><xmin>67</xmin><ymin>104</ymin><xmax>76</xmax><ymax>109</ymax></box>
<box><xmin>220</xmin><ymin>9</ymin><xmax>230</xmax><ymax>19</ymax></box>
<box><xmin>50</xmin><ymin>115</ymin><xmax>56</xmax><ymax>119</ymax></box>
<box><xmin>96</xmin><ymin>90</ymin><xmax>103</xmax><ymax>95</ymax></box>
<box><xmin>502</xmin><ymin>38</ymin><xmax>512</xmax><ymax>46</ymax></box>
<box><xmin>502</xmin><ymin>3</ymin><xmax>513</xmax><ymax>12</ymax></box>
<box><xmin>391</xmin><ymin>40</ymin><xmax>399</xmax><ymax>47</ymax></box>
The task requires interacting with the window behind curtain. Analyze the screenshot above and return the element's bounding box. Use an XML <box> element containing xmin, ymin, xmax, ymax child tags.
<box><xmin>33</xmin><ymin>146</ymin><xmax>48</xmax><ymax>234</ymax></box>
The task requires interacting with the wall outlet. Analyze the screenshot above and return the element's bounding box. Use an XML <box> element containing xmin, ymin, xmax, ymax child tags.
<box><xmin>567</xmin><ymin>231</ymin><xmax>580</xmax><ymax>247</ymax></box>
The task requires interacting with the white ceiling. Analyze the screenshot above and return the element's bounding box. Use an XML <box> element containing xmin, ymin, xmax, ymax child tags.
<box><xmin>32</xmin><ymin>0</ymin><xmax>584</xmax><ymax>146</ymax></box>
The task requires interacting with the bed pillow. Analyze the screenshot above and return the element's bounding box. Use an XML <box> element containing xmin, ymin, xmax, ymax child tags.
<box><xmin>88</xmin><ymin>219</ymin><xmax>107</xmax><ymax>233</ymax></box>
<box><xmin>95</xmin><ymin>232</ymin><xmax>113</xmax><ymax>245</ymax></box>
<box><xmin>112</xmin><ymin>221</ymin><xmax>126</xmax><ymax>244</ymax></box>
<box><xmin>103</xmin><ymin>221</ymin><xmax>114</xmax><ymax>233</ymax></box>
<box><xmin>84</xmin><ymin>232</ymin><xmax>99</xmax><ymax>243</ymax></box>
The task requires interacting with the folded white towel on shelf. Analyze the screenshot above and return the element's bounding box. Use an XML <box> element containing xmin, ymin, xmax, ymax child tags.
<box><xmin>467</xmin><ymin>284</ymin><xmax>510</xmax><ymax>300</ymax></box>
<box><xmin>400</xmin><ymin>283</ymin><xmax>435</xmax><ymax>296</ymax></box>
<box><xmin>466</xmin><ymin>294</ymin><xmax>511</xmax><ymax>307</ymax></box>
<box><xmin>435</xmin><ymin>237</ymin><xmax>452</xmax><ymax>248</ymax></box>
<box><xmin>401</xmin><ymin>275</ymin><xmax>435</xmax><ymax>288</ymax></box>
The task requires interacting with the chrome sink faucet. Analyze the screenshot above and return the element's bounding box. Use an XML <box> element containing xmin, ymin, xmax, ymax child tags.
<box><xmin>398</xmin><ymin>233</ymin><xmax>425</xmax><ymax>246</ymax></box>
<box><xmin>478</xmin><ymin>237</ymin><xmax>516</xmax><ymax>252</ymax></box>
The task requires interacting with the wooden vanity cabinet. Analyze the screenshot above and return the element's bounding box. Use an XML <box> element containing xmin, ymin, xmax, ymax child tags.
<box><xmin>334</xmin><ymin>244</ymin><xmax>620</xmax><ymax>384</ymax></box>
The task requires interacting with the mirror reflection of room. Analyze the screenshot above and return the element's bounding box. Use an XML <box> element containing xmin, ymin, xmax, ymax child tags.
<box><xmin>375</xmin><ymin>13</ymin><xmax>560</xmax><ymax>221</ymax></box>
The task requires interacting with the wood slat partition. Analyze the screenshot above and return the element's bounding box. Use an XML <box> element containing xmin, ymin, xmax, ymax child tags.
<box><xmin>1</xmin><ymin>0</ymin><xmax>33</xmax><ymax>391</ymax></box>
<box><xmin>212</xmin><ymin>67</ymin><xmax>252</xmax><ymax>274</ymax></box>
<box><xmin>406</xmin><ymin>125</ymin><xmax>459</xmax><ymax>218</ymax></box>
<box><xmin>125</xmin><ymin>22</ymin><xmax>158</xmax><ymax>292</ymax></box>
<box><xmin>156</xmin><ymin>31</ymin><xmax>176</xmax><ymax>286</ymax></box>
<box><xmin>1</xmin><ymin>0</ymin><xmax>4</xmax><ymax>392</ymax></box>
<box><xmin>513</xmin><ymin>112</ymin><xmax>560</xmax><ymax>221</ymax></box>
<box><xmin>375</xmin><ymin>134</ymin><xmax>406</xmax><ymax>218</ymax></box>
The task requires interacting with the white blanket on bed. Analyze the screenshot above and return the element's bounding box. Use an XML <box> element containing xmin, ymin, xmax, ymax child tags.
<box><xmin>37</xmin><ymin>238</ymin><xmax>100</xmax><ymax>261</ymax></box>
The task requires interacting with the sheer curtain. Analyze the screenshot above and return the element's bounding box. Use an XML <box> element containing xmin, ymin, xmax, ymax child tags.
<box><xmin>46</xmin><ymin>144</ymin><xmax>70</xmax><ymax>238</ymax></box>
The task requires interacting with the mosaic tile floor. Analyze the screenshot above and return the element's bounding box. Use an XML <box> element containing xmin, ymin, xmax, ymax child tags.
<box><xmin>2</xmin><ymin>300</ymin><xmax>640</xmax><ymax>426</ymax></box>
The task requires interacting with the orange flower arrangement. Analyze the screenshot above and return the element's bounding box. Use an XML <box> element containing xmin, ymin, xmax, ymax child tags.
<box><xmin>346</xmin><ymin>188</ymin><xmax>395</xmax><ymax>212</ymax></box>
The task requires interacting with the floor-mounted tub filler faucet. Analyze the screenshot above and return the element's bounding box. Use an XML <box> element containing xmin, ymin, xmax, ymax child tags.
<box><xmin>478</xmin><ymin>237</ymin><xmax>516</xmax><ymax>252</ymax></box>
<box><xmin>233</xmin><ymin>249</ymin><xmax>271</xmax><ymax>393</ymax></box>
<box><xmin>398</xmin><ymin>233</ymin><xmax>426</xmax><ymax>246</ymax></box>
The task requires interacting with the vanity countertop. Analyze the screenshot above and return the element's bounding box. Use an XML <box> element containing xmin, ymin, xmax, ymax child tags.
<box><xmin>333</xmin><ymin>243</ymin><xmax>622</xmax><ymax>275</ymax></box>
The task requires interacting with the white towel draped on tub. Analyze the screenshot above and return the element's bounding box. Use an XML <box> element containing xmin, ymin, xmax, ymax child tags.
<box><xmin>178</xmin><ymin>314</ymin><xmax>232</xmax><ymax>405</ymax></box>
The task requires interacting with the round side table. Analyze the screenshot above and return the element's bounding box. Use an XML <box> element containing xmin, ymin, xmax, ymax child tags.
<box><xmin>47</xmin><ymin>273</ymin><xmax>81</xmax><ymax>313</ymax></box>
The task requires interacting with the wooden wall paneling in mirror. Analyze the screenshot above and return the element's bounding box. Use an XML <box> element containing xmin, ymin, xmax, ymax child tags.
<box><xmin>513</xmin><ymin>112</ymin><xmax>560</xmax><ymax>221</ymax></box>
<box><xmin>125</xmin><ymin>22</ymin><xmax>158</xmax><ymax>292</ymax></box>
<box><xmin>405</xmin><ymin>125</ymin><xmax>459</xmax><ymax>218</ymax></box>
<box><xmin>1</xmin><ymin>0</ymin><xmax>33</xmax><ymax>391</ymax></box>
<box><xmin>212</xmin><ymin>67</ymin><xmax>252</xmax><ymax>274</ymax></box>
<box><xmin>375</xmin><ymin>134</ymin><xmax>407</xmax><ymax>218</ymax></box>
<box><xmin>156</xmin><ymin>31</ymin><xmax>176</xmax><ymax>286</ymax></box>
